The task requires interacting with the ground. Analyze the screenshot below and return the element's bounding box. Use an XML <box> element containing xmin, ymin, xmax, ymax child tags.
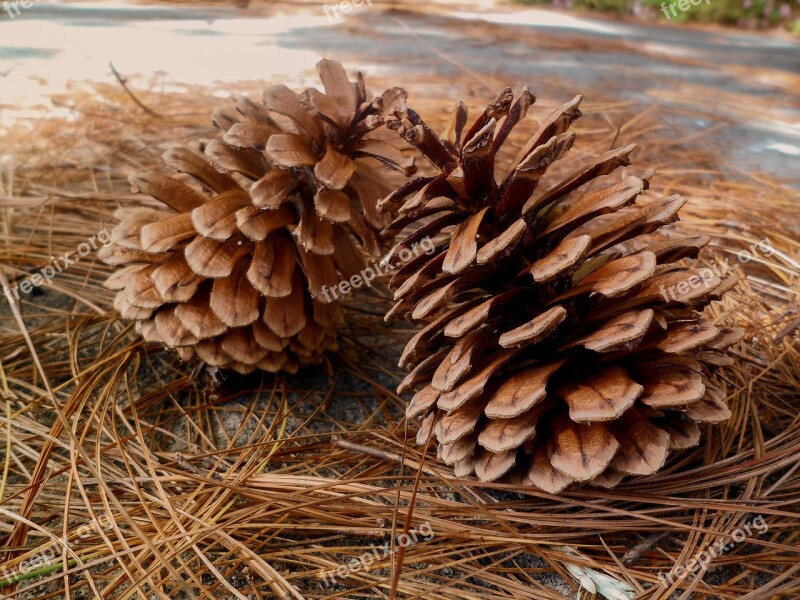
<box><xmin>0</xmin><ymin>2</ymin><xmax>798</xmax><ymax>599</ymax></box>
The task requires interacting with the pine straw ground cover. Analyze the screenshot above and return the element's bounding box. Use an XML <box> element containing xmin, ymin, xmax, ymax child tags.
<box><xmin>0</xmin><ymin>70</ymin><xmax>798</xmax><ymax>600</ymax></box>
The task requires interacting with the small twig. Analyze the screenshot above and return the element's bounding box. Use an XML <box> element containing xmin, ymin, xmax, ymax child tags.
<box><xmin>775</xmin><ymin>316</ymin><xmax>800</xmax><ymax>345</ymax></box>
<box><xmin>188</xmin><ymin>444</ymin><xmax>233</xmax><ymax>473</ymax></box>
<box><xmin>332</xmin><ymin>435</ymin><xmax>444</xmax><ymax>480</ymax></box>
<box><xmin>109</xmin><ymin>62</ymin><xmax>160</xmax><ymax>118</ymax></box>
<box><xmin>332</xmin><ymin>437</ymin><xmax>400</xmax><ymax>462</ymax></box>
<box><xmin>173</xmin><ymin>453</ymin><xmax>223</xmax><ymax>481</ymax></box>
<box><xmin>729</xmin><ymin>348</ymin><xmax>770</xmax><ymax>369</ymax></box>
<box><xmin>173</xmin><ymin>453</ymin><xmax>199</xmax><ymax>475</ymax></box>
<box><xmin>623</xmin><ymin>532</ymin><xmax>669</xmax><ymax>565</ymax></box>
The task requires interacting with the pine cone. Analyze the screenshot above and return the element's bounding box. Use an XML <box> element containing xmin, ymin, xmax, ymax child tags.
<box><xmin>382</xmin><ymin>89</ymin><xmax>741</xmax><ymax>491</ymax></box>
<box><xmin>101</xmin><ymin>60</ymin><xmax>415</xmax><ymax>375</ymax></box>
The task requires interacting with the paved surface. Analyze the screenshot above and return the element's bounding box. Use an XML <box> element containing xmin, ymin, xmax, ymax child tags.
<box><xmin>1</xmin><ymin>2</ymin><xmax>798</xmax><ymax>177</ymax></box>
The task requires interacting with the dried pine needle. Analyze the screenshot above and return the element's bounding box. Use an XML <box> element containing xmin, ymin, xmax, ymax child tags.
<box><xmin>0</xmin><ymin>66</ymin><xmax>797</xmax><ymax>600</ymax></box>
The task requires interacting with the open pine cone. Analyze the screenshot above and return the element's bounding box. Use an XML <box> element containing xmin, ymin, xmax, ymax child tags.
<box><xmin>101</xmin><ymin>60</ymin><xmax>414</xmax><ymax>375</ymax></box>
<box><xmin>382</xmin><ymin>89</ymin><xmax>742</xmax><ymax>491</ymax></box>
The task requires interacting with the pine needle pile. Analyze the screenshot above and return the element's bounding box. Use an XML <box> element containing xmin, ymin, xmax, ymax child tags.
<box><xmin>0</xmin><ymin>66</ymin><xmax>798</xmax><ymax>600</ymax></box>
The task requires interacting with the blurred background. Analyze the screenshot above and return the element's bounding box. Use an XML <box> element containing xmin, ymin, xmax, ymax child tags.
<box><xmin>1</xmin><ymin>0</ymin><xmax>798</xmax><ymax>178</ymax></box>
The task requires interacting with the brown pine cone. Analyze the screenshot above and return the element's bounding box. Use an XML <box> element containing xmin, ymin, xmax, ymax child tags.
<box><xmin>382</xmin><ymin>89</ymin><xmax>741</xmax><ymax>491</ymax></box>
<box><xmin>101</xmin><ymin>60</ymin><xmax>415</xmax><ymax>375</ymax></box>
